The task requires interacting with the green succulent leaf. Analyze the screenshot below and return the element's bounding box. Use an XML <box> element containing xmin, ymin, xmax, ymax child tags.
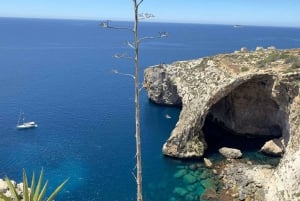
<box><xmin>23</xmin><ymin>169</ymin><xmax>30</xmax><ymax>201</ymax></box>
<box><xmin>3</xmin><ymin>169</ymin><xmax>68</xmax><ymax>201</ymax></box>
<box><xmin>0</xmin><ymin>193</ymin><xmax>12</xmax><ymax>201</ymax></box>
<box><xmin>37</xmin><ymin>180</ymin><xmax>48</xmax><ymax>201</ymax></box>
<box><xmin>4</xmin><ymin>177</ymin><xmax>20</xmax><ymax>201</ymax></box>
<box><xmin>46</xmin><ymin>178</ymin><xmax>69</xmax><ymax>201</ymax></box>
<box><xmin>30</xmin><ymin>171</ymin><xmax>35</xmax><ymax>201</ymax></box>
<box><xmin>33</xmin><ymin>168</ymin><xmax>44</xmax><ymax>201</ymax></box>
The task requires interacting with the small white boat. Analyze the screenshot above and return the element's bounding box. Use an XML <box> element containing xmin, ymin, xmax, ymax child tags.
<box><xmin>16</xmin><ymin>112</ymin><xmax>38</xmax><ymax>129</ymax></box>
<box><xmin>165</xmin><ymin>114</ymin><xmax>172</xmax><ymax>119</ymax></box>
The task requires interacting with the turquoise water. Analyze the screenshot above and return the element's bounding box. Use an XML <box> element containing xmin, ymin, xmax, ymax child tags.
<box><xmin>0</xmin><ymin>18</ymin><xmax>299</xmax><ymax>201</ymax></box>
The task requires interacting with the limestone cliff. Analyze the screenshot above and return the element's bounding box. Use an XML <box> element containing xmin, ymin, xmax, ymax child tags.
<box><xmin>144</xmin><ymin>48</ymin><xmax>300</xmax><ymax>200</ymax></box>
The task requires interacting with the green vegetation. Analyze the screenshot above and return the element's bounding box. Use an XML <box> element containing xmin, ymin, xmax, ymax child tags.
<box><xmin>0</xmin><ymin>169</ymin><xmax>68</xmax><ymax>201</ymax></box>
<box><xmin>258</xmin><ymin>51</ymin><xmax>300</xmax><ymax>68</ymax></box>
<box><xmin>285</xmin><ymin>55</ymin><xmax>300</xmax><ymax>69</ymax></box>
<box><xmin>294</xmin><ymin>191</ymin><xmax>300</xmax><ymax>197</ymax></box>
<box><xmin>241</xmin><ymin>66</ymin><xmax>249</xmax><ymax>72</ymax></box>
<box><xmin>195</xmin><ymin>58</ymin><xmax>209</xmax><ymax>70</ymax></box>
<box><xmin>258</xmin><ymin>52</ymin><xmax>283</xmax><ymax>67</ymax></box>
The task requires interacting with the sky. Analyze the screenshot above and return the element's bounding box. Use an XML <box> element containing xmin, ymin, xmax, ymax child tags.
<box><xmin>0</xmin><ymin>0</ymin><xmax>299</xmax><ymax>27</ymax></box>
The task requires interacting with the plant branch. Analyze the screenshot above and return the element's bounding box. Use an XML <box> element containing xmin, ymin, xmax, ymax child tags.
<box><xmin>137</xmin><ymin>0</ymin><xmax>144</xmax><ymax>7</ymax></box>
<box><xmin>99</xmin><ymin>20</ymin><xmax>133</xmax><ymax>31</ymax></box>
<box><xmin>139</xmin><ymin>32</ymin><xmax>168</xmax><ymax>42</ymax></box>
<box><xmin>112</xmin><ymin>69</ymin><xmax>135</xmax><ymax>79</ymax></box>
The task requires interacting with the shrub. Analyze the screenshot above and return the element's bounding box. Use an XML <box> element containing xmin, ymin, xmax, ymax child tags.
<box><xmin>257</xmin><ymin>52</ymin><xmax>281</xmax><ymax>67</ymax></box>
<box><xmin>0</xmin><ymin>169</ymin><xmax>68</xmax><ymax>201</ymax></box>
<box><xmin>241</xmin><ymin>66</ymin><xmax>249</xmax><ymax>72</ymax></box>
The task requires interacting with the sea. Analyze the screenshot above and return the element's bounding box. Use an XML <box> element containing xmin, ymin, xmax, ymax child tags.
<box><xmin>0</xmin><ymin>17</ymin><xmax>300</xmax><ymax>201</ymax></box>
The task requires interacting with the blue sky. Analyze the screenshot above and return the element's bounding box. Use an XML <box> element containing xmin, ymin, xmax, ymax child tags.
<box><xmin>0</xmin><ymin>0</ymin><xmax>299</xmax><ymax>27</ymax></box>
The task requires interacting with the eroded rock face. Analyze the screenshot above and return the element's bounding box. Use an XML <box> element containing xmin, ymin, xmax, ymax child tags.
<box><xmin>209</xmin><ymin>75</ymin><xmax>284</xmax><ymax>137</ymax></box>
<box><xmin>144</xmin><ymin>48</ymin><xmax>300</xmax><ymax>201</ymax></box>
<box><xmin>144</xmin><ymin>65</ymin><xmax>181</xmax><ymax>106</ymax></box>
<box><xmin>265</xmin><ymin>95</ymin><xmax>300</xmax><ymax>201</ymax></box>
<box><xmin>144</xmin><ymin>49</ymin><xmax>299</xmax><ymax>158</ymax></box>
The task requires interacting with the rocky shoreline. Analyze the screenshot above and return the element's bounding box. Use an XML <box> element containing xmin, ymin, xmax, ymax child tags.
<box><xmin>201</xmin><ymin>149</ymin><xmax>279</xmax><ymax>201</ymax></box>
<box><xmin>217</xmin><ymin>159</ymin><xmax>274</xmax><ymax>201</ymax></box>
<box><xmin>166</xmin><ymin>152</ymin><xmax>279</xmax><ymax>201</ymax></box>
<box><xmin>0</xmin><ymin>178</ymin><xmax>24</xmax><ymax>199</ymax></box>
<box><xmin>144</xmin><ymin>47</ymin><xmax>300</xmax><ymax>200</ymax></box>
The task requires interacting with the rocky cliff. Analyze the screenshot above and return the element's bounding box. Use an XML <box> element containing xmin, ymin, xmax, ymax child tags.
<box><xmin>144</xmin><ymin>47</ymin><xmax>300</xmax><ymax>200</ymax></box>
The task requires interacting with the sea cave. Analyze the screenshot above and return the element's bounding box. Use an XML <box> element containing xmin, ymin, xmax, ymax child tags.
<box><xmin>202</xmin><ymin>74</ymin><xmax>289</xmax><ymax>161</ymax></box>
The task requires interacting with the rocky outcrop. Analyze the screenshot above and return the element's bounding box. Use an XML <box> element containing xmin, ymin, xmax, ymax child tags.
<box><xmin>219</xmin><ymin>147</ymin><xmax>242</xmax><ymax>159</ymax></box>
<box><xmin>219</xmin><ymin>161</ymin><xmax>273</xmax><ymax>201</ymax></box>
<box><xmin>144</xmin><ymin>48</ymin><xmax>300</xmax><ymax>200</ymax></box>
<box><xmin>0</xmin><ymin>179</ymin><xmax>25</xmax><ymax>199</ymax></box>
<box><xmin>144</xmin><ymin>48</ymin><xmax>299</xmax><ymax>158</ymax></box>
<box><xmin>144</xmin><ymin>66</ymin><xmax>181</xmax><ymax>105</ymax></box>
<box><xmin>260</xmin><ymin>138</ymin><xmax>284</xmax><ymax>156</ymax></box>
<box><xmin>265</xmin><ymin>95</ymin><xmax>300</xmax><ymax>201</ymax></box>
<box><xmin>203</xmin><ymin>158</ymin><xmax>213</xmax><ymax>168</ymax></box>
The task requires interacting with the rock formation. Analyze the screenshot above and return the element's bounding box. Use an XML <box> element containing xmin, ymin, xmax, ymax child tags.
<box><xmin>218</xmin><ymin>147</ymin><xmax>242</xmax><ymax>159</ymax></box>
<box><xmin>144</xmin><ymin>48</ymin><xmax>300</xmax><ymax>200</ymax></box>
<box><xmin>0</xmin><ymin>179</ymin><xmax>24</xmax><ymax>199</ymax></box>
<box><xmin>203</xmin><ymin>158</ymin><xmax>213</xmax><ymax>168</ymax></box>
<box><xmin>260</xmin><ymin>138</ymin><xmax>284</xmax><ymax>156</ymax></box>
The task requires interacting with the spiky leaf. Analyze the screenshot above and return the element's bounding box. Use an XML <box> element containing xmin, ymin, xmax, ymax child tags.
<box><xmin>46</xmin><ymin>178</ymin><xmax>69</xmax><ymax>201</ymax></box>
<box><xmin>23</xmin><ymin>169</ymin><xmax>30</xmax><ymax>201</ymax></box>
<box><xmin>33</xmin><ymin>168</ymin><xmax>44</xmax><ymax>201</ymax></box>
<box><xmin>4</xmin><ymin>177</ymin><xmax>20</xmax><ymax>201</ymax></box>
<box><xmin>37</xmin><ymin>180</ymin><xmax>48</xmax><ymax>201</ymax></box>
<box><xmin>30</xmin><ymin>171</ymin><xmax>35</xmax><ymax>201</ymax></box>
<box><xmin>0</xmin><ymin>193</ymin><xmax>12</xmax><ymax>201</ymax></box>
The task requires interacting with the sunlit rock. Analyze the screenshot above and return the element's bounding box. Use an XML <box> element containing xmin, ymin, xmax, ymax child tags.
<box><xmin>145</xmin><ymin>51</ymin><xmax>299</xmax><ymax>158</ymax></box>
<box><xmin>203</xmin><ymin>157</ymin><xmax>213</xmax><ymax>168</ymax></box>
<box><xmin>0</xmin><ymin>179</ymin><xmax>8</xmax><ymax>193</ymax></box>
<box><xmin>144</xmin><ymin>48</ymin><xmax>300</xmax><ymax>200</ymax></box>
<box><xmin>260</xmin><ymin>138</ymin><xmax>284</xmax><ymax>156</ymax></box>
<box><xmin>219</xmin><ymin>147</ymin><xmax>242</xmax><ymax>159</ymax></box>
<box><xmin>201</xmin><ymin>188</ymin><xmax>218</xmax><ymax>201</ymax></box>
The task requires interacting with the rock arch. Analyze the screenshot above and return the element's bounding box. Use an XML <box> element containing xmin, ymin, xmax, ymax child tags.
<box><xmin>144</xmin><ymin>62</ymin><xmax>296</xmax><ymax>158</ymax></box>
<box><xmin>162</xmin><ymin>73</ymin><xmax>292</xmax><ymax>158</ymax></box>
<box><xmin>206</xmin><ymin>75</ymin><xmax>288</xmax><ymax>136</ymax></box>
<box><xmin>144</xmin><ymin>49</ymin><xmax>300</xmax><ymax>200</ymax></box>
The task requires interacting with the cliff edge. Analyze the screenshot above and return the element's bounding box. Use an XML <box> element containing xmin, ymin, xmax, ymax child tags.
<box><xmin>144</xmin><ymin>47</ymin><xmax>300</xmax><ymax>200</ymax></box>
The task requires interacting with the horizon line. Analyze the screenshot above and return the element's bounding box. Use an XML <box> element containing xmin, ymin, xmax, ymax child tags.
<box><xmin>1</xmin><ymin>16</ymin><xmax>300</xmax><ymax>29</ymax></box>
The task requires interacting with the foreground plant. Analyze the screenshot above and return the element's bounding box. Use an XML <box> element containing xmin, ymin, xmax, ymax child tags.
<box><xmin>100</xmin><ymin>1</ymin><xmax>167</xmax><ymax>200</ymax></box>
<box><xmin>0</xmin><ymin>169</ymin><xmax>68</xmax><ymax>201</ymax></box>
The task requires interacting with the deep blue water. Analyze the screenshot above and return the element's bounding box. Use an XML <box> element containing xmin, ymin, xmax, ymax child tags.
<box><xmin>0</xmin><ymin>18</ymin><xmax>300</xmax><ymax>201</ymax></box>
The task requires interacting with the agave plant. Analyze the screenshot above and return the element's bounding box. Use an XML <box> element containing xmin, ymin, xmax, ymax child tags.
<box><xmin>0</xmin><ymin>169</ymin><xmax>68</xmax><ymax>201</ymax></box>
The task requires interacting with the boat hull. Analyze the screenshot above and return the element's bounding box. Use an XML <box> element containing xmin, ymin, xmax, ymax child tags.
<box><xmin>17</xmin><ymin>122</ymin><xmax>38</xmax><ymax>129</ymax></box>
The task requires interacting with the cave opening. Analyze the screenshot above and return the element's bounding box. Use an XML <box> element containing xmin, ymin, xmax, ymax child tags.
<box><xmin>202</xmin><ymin>75</ymin><xmax>286</xmax><ymax>163</ymax></box>
<box><xmin>203</xmin><ymin>114</ymin><xmax>276</xmax><ymax>154</ymax></box>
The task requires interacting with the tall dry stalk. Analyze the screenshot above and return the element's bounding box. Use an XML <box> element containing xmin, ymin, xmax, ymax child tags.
<box><xmin>133</xmin><ymin>1</ymin><xmax>143</xmax><ymax>200</ymax></box>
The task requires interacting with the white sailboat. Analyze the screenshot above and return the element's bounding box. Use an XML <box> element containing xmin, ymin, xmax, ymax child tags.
<box><xmin>16</xmin><ymin>112</ymin><xmax>38</xmax><ymax>129</ymax></box>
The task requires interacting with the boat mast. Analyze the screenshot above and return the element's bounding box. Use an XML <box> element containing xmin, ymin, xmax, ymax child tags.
<box><xmin>17</xmin><ymin>112</ymin><xmax>21</xmax><ymax>126</ymax></box>
<box><xmin>17</xmin><ymin>112</ymin><xmax>24</xmax><ymax>126</ymax></box>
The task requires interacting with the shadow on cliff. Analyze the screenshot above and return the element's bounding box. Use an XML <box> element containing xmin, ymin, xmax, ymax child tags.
<box><xmin>202</xmin><ymin>114</ymin><xmax>275</xmax><ymax>154</ymax></box>
<box><xmin>202</xmin><ymin>115</ymin><xmax>281</xmax><ymax>167</ymax></box>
